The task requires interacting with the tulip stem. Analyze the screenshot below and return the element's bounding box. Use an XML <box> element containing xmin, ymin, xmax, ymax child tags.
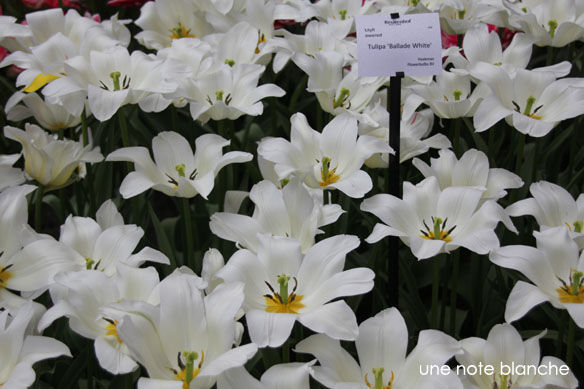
<box><xmin>118</xmin><ymin>107</ymin><xmax>130</xmax><ymax>148</ymax></box>
<box><xmin>182</xmin><ymin>197</ymin><xmax>195</xmax><ymax>269</ymax></box>
<box><xmin>515</xmin><ymin>133</ymin><xmax>525</xmax><ymax>174</ymax></box>
<box><xmin>449</xmin><ymin>251</ymin><xmax>460</xmax><ymax>335</ymax></box>
<box><xmin>81</xmin><ymin>110</ymin><xmax>95</xmax><ymax>213</ymax></box>
<box><xmin>566</xmin><ymin>318</ymin><xmax>576</xmax><ymax>367</ymax></box>
<box><xmin>217</xmin><ymin>120</ymin><xmax>227</xmax><ymax>212</ymax></box>
<box><xmin>34</xmin><ymin>186</ymin><xmax>44</xmax><ymax>232</ymax></box>
<box><xmin>431</xmin><ymin>258</ymin><xmax>440</xmax><ymax>328</ymax></box>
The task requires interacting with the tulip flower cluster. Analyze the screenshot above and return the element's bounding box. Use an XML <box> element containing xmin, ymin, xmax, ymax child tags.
<box><xmin>0</xmin><ymin>0</ymin><xmax>583</xmax><ymax>388</ymax></box>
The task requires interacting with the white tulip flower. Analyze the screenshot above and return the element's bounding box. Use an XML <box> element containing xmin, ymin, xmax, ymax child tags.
<box><xmin>216</xmin><ymin>234</ymin><xmax>374</xmax><ymax>347</ymax></box>
<box><xmin>257</xmin><ymin>112</ymin><xmax>392</xmax><ymax>198</ymax></box>
<box><xmin>361</xmin><ymin>176</ymin><xmax>516</xmax><ymax>260</ymax></box>
<box><xmin>296</xmin><ymin>307</ymin><xmax>462</xmax><ymax>389</ymax></box>
<box><xmin>135</xmin><ymin>0</ymin><xmax>213</xmax><ymax>51</ymax></box>
<box><xmin>405</xmin><ymin>71</ymin><xmax>486</xmax><ymax>119</ymax></box>
<box><xmin>447</xmin><ymin>24</ymin><xmax>571</xmax><ymax>80</ymax></box>
<box><xmin>4</xmin><ymin>123</ymin><xmax>103</xmax><ymax>190</ymax></box>
<box><xmin>116</xmin><ymin>270</ymin><xmax>258</xmax><ymax>389</ymax></box>
<box><xmin>472</xmin><ymin>64</ymin><xmax>584</xmax><ymax>136</ymax></box>
<box><xmin>185</xmin><ymin>63</ymin><xmax>285</xmax><ymax>123</ymax></box>
<box><xmin>106</xmin><ymin>131</ymin><xmax>252</xmax><ymax>199</ymax></box>
<box><xmin>42</xmin><ymin>46</ymin><xmax>180</xmax><ymax>121</ymax></box>
<box><xmin>490</xmin><ymin>227</ymin><xmax>584</xmax><ymax>327</ymax></box>
<box><xmin>210</xmin><ymin>178</ymin><xmax>343</xmax><ymax>253</ymax></box>
<box><xmin>507</xmin><ymin>181</ymin><xmax>584</xmax><ymax>248</ymax></box>
<box><xmin>0</xmin><ymin>302</ymin><xmax>71</xmax><ymax>389</ymax></box>
<box><xmin>413</xmin><ymin>149</ymin><xmax>523</xmax><ymax>202</ymax></box>
<box><xmin>5</xmin><ymin>92</ymin><xmax>81</xmax><ymax>131</ymax></box>
<box><xmin>59</xmin><ymin>200</ymin><xmax>170</xmax><ymax>276</ymax></box>
<box><xmin>505</xmin><ymin>0</ymin><xmax>584</xmax><ymax>47</ymax></box>
<box><xmin>359</xmin><ymin>100</ymin><xmax>451</xmax><ymax>166</ymax></box>
<box><xmin>457</xmin><ymin>323</ymin><xmax>577</xmax><ymax>389</ymax></box>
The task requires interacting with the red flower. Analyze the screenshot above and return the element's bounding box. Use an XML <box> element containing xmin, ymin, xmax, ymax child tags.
<box><xmin>22</xmin><ymin>0</ymin><xmax>84</xmax><ymax>9</ymax></box>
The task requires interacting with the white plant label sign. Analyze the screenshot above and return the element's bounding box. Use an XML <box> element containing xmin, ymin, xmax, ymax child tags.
<box><xmin>356</xmin><ymin>13</ymin><xmax>443</xmax><ymax>77</ymax></box>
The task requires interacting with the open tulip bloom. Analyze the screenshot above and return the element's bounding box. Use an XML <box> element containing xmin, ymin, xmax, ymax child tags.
<box><xmin>490</xmin><ymin>226</ymin><xmax>584</xmax><ymax>328</ymax></box>
<box><xmin>258</xmin><ymin>112</ymin><xmax>392</xmax><ymax>198</ymax></box>
<box><xmin>106</xmin><ymin>131</ymin><xmax>252</xmax><ymax>199</ymax></box>
<box><xmin>114</xmin><ymin>270</ymin><xmax>258</xmax><ymax>389</ymax></box>
<box><xmin>457</xmin><ymin>323</ymin><xmax>577</xmax><ymax>389</ymax></box>
<box><xmin>361</xmin><ymin>176</ymin><xmax>516</xmax><ymax>260</ymax></box>
<box><xmin>0</xmin><ymin>302</ymin><xmax>71</xmax><ymax>389</ymax></box>
<box><xmin>216</xmin><ymin>234</ymin><xmax>374</xmax><ymax>347</ymax></box>
<box><xmin>296</xmin><ymin>307</ymin><xmax>462</xmax><ymax>389</ymax></box>
<box><xmin>210</xmin><ymin>177</ymin><xmax>343</xmax><ymax>253</ymax></box>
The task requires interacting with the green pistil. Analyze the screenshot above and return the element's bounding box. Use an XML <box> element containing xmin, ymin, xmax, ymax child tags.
<box><xmin>411</xmin><ymin>0</ymin><xmax>420</xmax><ymax>6</ymax></box>
<box><xmin>548</xmin><ymin>19</ymin><xmax>558</xmax><ymax>38</ymax></box>
<box><xmin>373</xmin><ymin>368</ymin><xmax>384</xmax><ymax>389</ymax></box>
<box><xmin>523</xmin><ymin>96</ymin><xmax>536</xmax><ymax>116</ymax></box>
<box><xmin>521</xmin><ymin>7</ymin><xmax>527</xmax><ymax>13</ymax></box>
<box><xmin>321</xmin><ymin>157</ymin><xmax>332</xmax><ymax>179</ymax></box>
<box><xmin>433</xmin><ymin>217</ymin><xmax>443</xmax><ymax>240</ymax></box>
<box><xmin>175</xmin><ymin>163</ymin><xmax>186</xmax><ymax>177</ymax></box>
<box><xmin>333</xmin><ymin>88</ymin><xmax>350</xmax><ymax>109</ymax></box>
<box><xmin>575</xmin><ymin>221</ymin><xmax>583</xmax><ymax>233</ymax></box>
<box><xmin>183</xmin><ymin>351</ymin><xmax>198</xmax><ymax>385</ymax></box>
<box><xmin>85</xmin><ymin>257</ymin><xmax>95</xmax><ymax>270</ymax></box>
<box><xmin>216</xmin><ymin>90</ymin><xmax>224</xmax><ymax>101</ymax></box>
<box><xmin>500</xmin><ymin>374</ymin><xmax>509</xmax><ymax>389</ymax></box>
<box><xmin>224</xmin><ymin>59</ymin><xmax>235</xmax><ymax>67</ymax></box>
<box><xmin>494</xmin><ymin>61</ymin><xmax>502</xmax><ymax>66</ymax></box>
<box><xmin>110</xmin><ymin>71</ymin><xmax>121</xmax><ymax>91</ymax></box>
<box><xmin>572</xmin><ymin>271</ymin><xmax>583</xmax><ymax>295</ymax></box>
<box><xmin>453</xmin><ymin>90</ymin><xmax>463</xmax><ymax>101</ymax></box>
<box><xmin>458</xmin><ymin>9</ymin><xmax>466</xmax><ymax>19</ymax></box>
<box><xmin>279</xmin><ymin>178</ymin><xmax>290</xmax><ymax>188</ymax></box>
<box><xmin>277</xmin><ymin>274</ymin><xmax>290</xmax><ymax>304</ymax></box>
<box><xmin>339</xmin><ymin>9</ymin><xmax>347</xmax><ymax>20</ymax></box>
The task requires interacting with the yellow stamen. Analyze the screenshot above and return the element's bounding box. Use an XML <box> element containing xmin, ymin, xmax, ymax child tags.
<box><xmin>264</xmin><ymin>294</ymin><xmax>305</xmax><ymax>313</ymax></box>
<box><xmin>170</xmin><ymin>22</ymin><xmax>195</xmax><ymax>39</ymax></box>
<box><xmin>557</xmin><ymin>269</ymin><xmax>584</xmax><ymax>303</ymax></box>
<box><xmin>364</xmin><ymin>369</ymin><xmax>395</xmax><ymax>389</ymax></box>
<box><xmin>0</xmin><ymin>266</ymin><xmax>13</xmax><ymax>289</ymax></box>
<box><xmin>175</xmin><ymin>350</ymin><xmax>204</xmax><ymax>389</ymax></box>
<box><xmin>319</xmin><ymin>157</ymin><xmax>341</xmax><ymax>187</ymax></box>
<box><xmin>24</xmin><ymin>73</ymin><xmax>60</xmax><ymax>93</ymax></box>
<box><xmin>105</xmin><ymin>320</ymin><xmax>123</xmax><ymax>344</ymax></box>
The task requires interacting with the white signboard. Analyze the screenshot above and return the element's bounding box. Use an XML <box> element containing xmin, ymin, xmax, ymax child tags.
<box><xmin>356</xmin><ymin>13</ymin><xmax>442</xmax><ymax>77</ymax></box>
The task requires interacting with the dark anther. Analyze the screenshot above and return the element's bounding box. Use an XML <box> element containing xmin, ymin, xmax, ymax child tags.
<box><xmin>444</xmin><ymin>225</ymin><xmax>457</xmax><ymax>238</ymax></box>
<box><xmin>423</xmin><ymin>219</ymin><xmax>430</xmax><ymax>232</ymax></box>
<box><xmin>1</xmin><ymin>264</ymin><xmax>13</xmax><ymax>272</ymax></box>
<box><xmin>441</xmin><ymin>217</ymin><xmax>448</xmax><ymax>230</ymax></box>
<box><xmin>420</xmin><ymin>230</ymin><xmax>430</xmax><ymax>238</ymax></box>
<box><xmin>206</xmin><ymin>96</ymin><xmax>213</xmax><ymax>105</ymax></box>
<box><xmin>177</xmin><ymin>352</ymin><xmax>185</xmax><ymax>370</ymax></box>
<box><xmin>165</xmin><ymin>173</ymin><xmax>179</xmax><ymax>186</ymax></box>
<box><xmin>225</xmin><ymin>93</ymin><xmax>232</xmax><ymax>105</ymax></box>
<box><xmin>533</xmin><ymin>104</ymin><xmax>543</xmax><ymax>114</ymax></box>
<box><xmin>99</xmin><ymin>80</ymin><xmax>109</xmax><ymax>90</ymax></box>
<box><xmin>189</xmin><ymin>169</ymin><xmax>198</xmax><ymax>180</ymax></box>
<box><xmin>264</xmin><ymin>281</ymin><xmax>276</xmax><ymax>295</ymax></box>
<box><xmin>512</xmin><ymin>101</ymin><xmax>520</xmax><ymax>112</ymax></box>
<box><xmin>103</xmin><ymin>318</ymin><xmax>115</xmax><ymax>324</ymax></box>
<box><xmin>264</xmin><ymin>294</ymin><xmax>277</xmax><ymax>302</ymax></box>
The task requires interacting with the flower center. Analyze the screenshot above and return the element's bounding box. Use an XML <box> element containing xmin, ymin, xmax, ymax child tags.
<box><xmin>264</xmin><ymin>274</ymin><xmax>305</xmax><ymax>314</ymax></box>
<box><xmin>564</xmin><ymin>221</ymin><xmax>583</xmax><ymax>233</ymax></box>
<box><xmin>0</xmin><ymin>264</ymin><xmax>13</xmax><ymax>289</ymax></box>
<box><xmin>206</xmin><ymin>90</ymin><xmax>233</xmax><ymax>106</ymax></box>
<box><xmin>333</xmin><ymin>88</ymin><xmax>351</xmax><ymax>109</ymax></box>
<box><xmin>548</xmin><ymin>20</ymin><xmax>558</xmax><ymax>38</ymax></box>
<box><xmin>99</xmin><ymin>71</ymin><xmax>131</xmax><ymax>91</ymax></box>
<box><xmin>494</xmin><ymin>373</ymin><xmax>512</xmax><ymax>389</ymax></box>
<box><xmin>557</xmin><ymin>269</ymin><xmax>584</xmax><ymax>303</ymax></box>
<box><xmin>172</xmin><ymin>351</ymin><xmax>204</xmax><ymax>389</ymax></box>
<box><xmin>169</xmin><ymin>22</ymin><xmax>195</xmax><ymax>39</ymax></box>
<box><xmin>512</xmin><ymin>96</ymin><xmax>543</xmax><ymax>120</ymax></box>
<box><xmin>165</xmin><ymin>165</ymin><xmax>198</xmax><ymax>190</ymax></box>
<box><xmin>318</xmin><ymin>157</ymin><xmax>341</xmax><ymax>187</ymax></box>
<box><xmin>104</xmin><ymin>318</ymin><xmax>123</xmax><ymax>344</ymax></box>
<box><xmin>458</xmin><ymin>9</ymin><xmax>466</xmax><ymax>19</ymax></box>
<box><xmin>419</xmin><ymin>217</ymin><xmax>456</xmax><ymax>242</ymax></box>
<box><xmin>339</xmin><ymin>9</ymin><xmax>347</xmax><ymax>20</ymax></box>
<box><xmin>255</xmin><ymin>32</ymin><xmax>266</xmax><ymax>54</ymax></box>
<box><xmin>365</xmin><ymin>368</ymin><xmax>394</xmax><ymax>389</ymax></box>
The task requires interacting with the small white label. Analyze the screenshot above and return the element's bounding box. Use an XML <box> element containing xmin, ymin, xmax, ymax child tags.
<box><xmin>356</xmin><ymin>13</ymin><xmax>442</xmax><ymax>77</ymax></box>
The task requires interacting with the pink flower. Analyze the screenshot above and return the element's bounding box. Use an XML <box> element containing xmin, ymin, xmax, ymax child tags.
<box><xmin>22</xmin><ymin>0</ymin><xmax>83</xmax><ymax>9</ymax></box>
<box><xmin>107</xmin><ymin>0</ymin><xmax>151</xmax><ymax>7</ymax></box>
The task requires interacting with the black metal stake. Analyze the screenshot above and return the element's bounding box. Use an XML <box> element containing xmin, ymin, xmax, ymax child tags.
<box><xmin>387</xmin><ymin>56</ymin><xmax>404</xmax><ymax>308</ymax></box>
